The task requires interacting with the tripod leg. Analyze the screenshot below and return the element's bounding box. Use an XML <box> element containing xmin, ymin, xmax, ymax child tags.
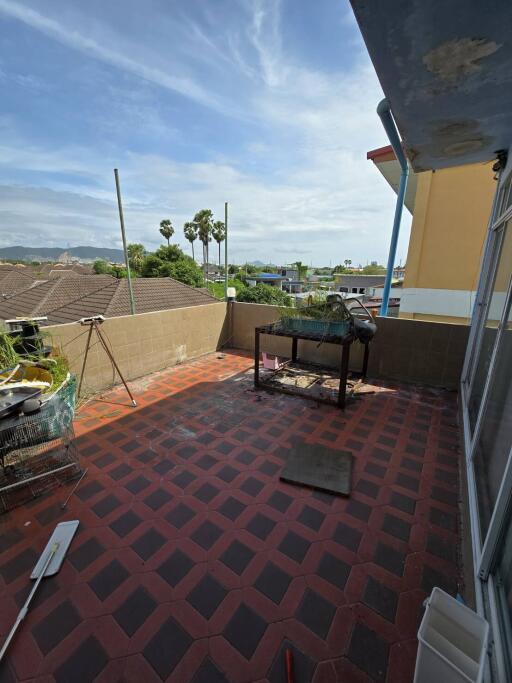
<box><xmin>77</xmin><ymin>324</ymin><xmax>94</xmax><ymax>398</ymax></box>
<box><xmin>95</xmin><ymin>324</ymin><xmax>137</xmax><ymax>406</ymax></box>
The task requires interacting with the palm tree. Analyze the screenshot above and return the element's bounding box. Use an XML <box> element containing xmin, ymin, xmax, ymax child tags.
<box><xmin>194</xmin><ymin>209</ymin><xmax>213</xmax><ymax>282</ymax></box>
<box><xmin>159</xmin><ymin>219</ymin><xmax>174</xmax><ymax>246</ymax></box>
<box><xmin>212</xmin><ymin>220</ymin><xmax>226</xmax><ymax>270</ymax></box>
<box><xmin>183</xmin><ymin>221</ymin><xmax>198</xmax><ymax>261</ymax></box>
<box><xmin>127</xmin><ymin>243</ymin><xmax>145</xmax><ymax>274</ymax></box>
<box><xmin>344</xmin><ymin>259</ymin><xmax>352</xmax><ymax>270</ymax></box>
<box><xmin>293</xmin><ymin>261</ymin><xmax>307</xmax><ymax>280</ymax></box>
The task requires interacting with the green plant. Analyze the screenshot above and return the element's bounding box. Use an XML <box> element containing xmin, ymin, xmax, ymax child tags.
<box><xmin>140</xmin><ymin>247</ymin><xmax>204</xmax><ymax>287</ymax></box>
<box><xmin>160</xmin><ymin>259</ymin><xmax>204</xmax><ymax>287</ymax></box>
<box><xmin>0</xmin><ymin>332</ymin><xmax>19</xmax><ymax>369</ymax></box>
<box><xmin>212</xmin><ymin>220</ymin><xmax>226</xmax><ymax>268</ymax></box>
<box><xmin>159</xmin><ymin>219</ymin><xmax>174</xmax><ymax>246</ymax></box>
<box><xmin>47</xmin><ymin>354</ymin><xmax>69</xmax><ymax>390</ymax></box>
<box><xmin>194</xmin><ymin>209</ymin><xmax>214</xmax><ymax>282</ymax></box>
<box><xmin>293</xmin><ymin>261</ymin><xmax>308</xmax><ymax>280</ymax></box>
<box><xmin>93</xmin><ymin>259</ymin><xmax>111</xmax><ymax>274</ymax></box>
<box><xmin>37</xmin><ymin>353</ymin><xmax>70</xmax><ymax>392</ymax></box>
<box><xmin>183</xmin><ymin>221</ymin><xmax>198</xmax><ymax>260</ymax></box>
<box><xmin>279</xmin><ymin>293</ymin><xmax>351</xmax><ymax>324</ymax></box>
<box><xmin>209</xmin><ymin>279</ymin><xmax>245</xmax><ymax>300</ymax></box>
<box><xmin>140</xmin><ymin>254</ymin><xmax>163</xmax><ymax>278</ymax></box>
<box><xmin>236</xmin><ymin>284</ymin><xmax>291</xmax><ymax>306</ymax></box>
<box><xmin>127</xmin><ymin>243</ymin><xmax>146</xmax><ymax>274</ymax></box>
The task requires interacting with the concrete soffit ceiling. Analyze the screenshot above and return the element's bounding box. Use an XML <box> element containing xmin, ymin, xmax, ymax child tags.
<box><xmin>350</xmin><ymin>0</ymin><xmax>512</xmax><ymax>171</ymax></box>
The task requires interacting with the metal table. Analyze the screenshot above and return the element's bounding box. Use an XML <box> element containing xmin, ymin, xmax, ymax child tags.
<box><xmin>254</xmin><ymin>322</ymin><xmax>362</xmax><ymax>409</ymax></box>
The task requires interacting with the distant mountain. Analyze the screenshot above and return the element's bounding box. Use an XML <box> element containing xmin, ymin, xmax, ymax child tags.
<box><xmin>0</xmin><ymin>245</ymin><xmax>124</xmax><ymax>262</ymax></box>
<box><xmin>248</xmin><ymin>260</ymin><xmax>266</xmax><ymax>266</ymax></box>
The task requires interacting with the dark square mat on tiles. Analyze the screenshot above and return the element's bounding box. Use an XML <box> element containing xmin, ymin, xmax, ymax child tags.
<box><xmin>280</xmin><ymin>442</ymin><xmax>353</xmax><ymax>495</ymax></box>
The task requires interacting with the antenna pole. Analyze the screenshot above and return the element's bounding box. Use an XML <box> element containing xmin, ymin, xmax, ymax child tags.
<box><xmin>224</xmin><ymin>202</ymin><xmax>228</xmax><ymax>299</ymax></box>
<box><xmin>114</xmin><ymin>169</ymin><xmax>136</xmax><ymax>315</ymax></box>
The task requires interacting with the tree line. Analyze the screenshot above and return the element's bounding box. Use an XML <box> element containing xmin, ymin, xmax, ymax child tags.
<box><xmin>159</xmin><ymin>209</ymin><xmax>226</xmax><ymax>280</ymax></box>
<box><xmin>93</xmin><ymin>208</ymin><xmax>227</xmax><ymax>288</ymax></box>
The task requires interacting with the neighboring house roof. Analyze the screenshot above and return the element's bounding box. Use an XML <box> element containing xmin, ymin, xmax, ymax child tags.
<box><xmin>249</xmin><ymin>273</ymin><xmax>285</xmax><ymax>280</ymax></box>
<box><xmin>46</xmin><ymin>278</ymin><xmax>218</xmax><ymax>325</ymax></box>
<box><xmin>41</xmin><ymin>263</ymin><xmax>91</xmax><ymax>275</ymax></box>
<box><xmin>48</xmin><ymin>269</ymin><xmax>75</xmax><ymax>278</ymax></box>
<box><xmin>0</xmin><ymin>275</ymin><xmax>115</xmax><ymax>321</ymax></box>
<box><xmin>336</xmin><ymin>275</ymin><xmax>393</xmax><ymax>288</ymax></box>
<box><xmin>0</xmin><ymin>269</ymin><xmax>36</xmax><ymax>298</ymax></box>
<box><xmin>367</xmin><ymin>144</ymin><xmax>418</xmax><ymax>213</ymax></box>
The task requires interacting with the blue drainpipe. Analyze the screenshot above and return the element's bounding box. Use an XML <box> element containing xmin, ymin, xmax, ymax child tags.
<box><xmin>377</xmin><ymin>99</ymin><xmax>409</xmax><ymax>316</ymax></box>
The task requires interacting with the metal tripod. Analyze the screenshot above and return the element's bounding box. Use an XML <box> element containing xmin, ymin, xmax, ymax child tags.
<box><xmin>77</xmin><ymin>318</ymin><xmax>137</xmax><ymax>406</ymax></box>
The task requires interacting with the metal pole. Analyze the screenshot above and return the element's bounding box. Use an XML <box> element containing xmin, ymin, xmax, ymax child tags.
<box><xmin>0</xmin><ymin>543</ymin><xmax>59</xmax><ymax>663</ymax></box>
<box><xmin>114</xmin><ymin>168</ymin><xmax>136</xmax><ymax>315</ymax></box>
<box><xmin>376</xmin><ymin>99</ymin><xmax>409</xmax><ymax>317</ymax></box>
<box><xmin>224</xmin><ymin>201</ymin><xmax>228</xmax><ymax>299</ymax></box>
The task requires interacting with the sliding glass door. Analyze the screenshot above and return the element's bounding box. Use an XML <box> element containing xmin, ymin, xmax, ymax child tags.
<box><xmin>461</xmin><ymin>169</ymin><xmax>512</xmax><ymax>681</ymax></box>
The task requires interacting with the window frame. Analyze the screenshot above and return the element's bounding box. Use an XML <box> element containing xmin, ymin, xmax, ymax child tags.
<box><xmin>461</xmin><ymin>163</ymin><xmax>512</xmax><ymax>683</ymax></box>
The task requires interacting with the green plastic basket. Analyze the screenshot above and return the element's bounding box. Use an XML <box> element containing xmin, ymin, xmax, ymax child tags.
<box><xmin>281</xmin><ymin>318</ymin><xmax>350</xmax><ymax>336</ymax></box>
<box><xmin>41</xmin><ymin>373</ymin><xmax>77</xmax><ymax>438</ymax></box>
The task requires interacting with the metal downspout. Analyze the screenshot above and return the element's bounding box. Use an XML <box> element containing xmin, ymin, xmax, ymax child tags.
<box><xmin>376</xmin><ymin>99</ymin><xmax>409</xmax><ymax>316</ymax></box>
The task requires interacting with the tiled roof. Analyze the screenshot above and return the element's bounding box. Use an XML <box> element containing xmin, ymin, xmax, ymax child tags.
<box><xmin>46</xmin><ymin>266</ymin><xmax>92</xmax><ymax>278</ymax></box>
<box><xmin>0</xmin><ymin>275</ymin><xmax>115</xmax><ymax>321</ymax></box>
<box><xmin>0</xmin><ymin>269</ymin><xmax>36</xmax><ymax>297</ymax></box>
<box><xmin>47</xmin><ymin>278</ymin><xmax>218</xmax><ymax>325</ymax></box>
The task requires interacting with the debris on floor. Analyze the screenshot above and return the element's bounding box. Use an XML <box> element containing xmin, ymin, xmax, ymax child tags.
<box><xmin>260</xmin><ymin>361</ymin><xmax>392</xmax><ymax>402</ymax></box>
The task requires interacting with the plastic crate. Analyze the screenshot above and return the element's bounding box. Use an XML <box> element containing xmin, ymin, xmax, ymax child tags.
<box><xmin>414</xmin><ymin>588</ymin><xmax>489</xmax><ymax>683</ymax></box>
<box><xmin>281</xmin><ymin>317</ymin><xmax>350</xmax><ymax>337</ymax></box>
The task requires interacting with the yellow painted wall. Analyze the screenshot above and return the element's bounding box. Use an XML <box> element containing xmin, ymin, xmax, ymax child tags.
<box><xmin>401</xmin><ymin>161</ymin><xmax>495</xmax><ymax>319</ymax></box>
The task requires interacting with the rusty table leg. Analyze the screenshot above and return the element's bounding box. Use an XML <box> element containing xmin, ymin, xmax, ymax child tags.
<box><xmin>362</xmin><ymin>342</ymin><xmax>370</xmax><ymax>379</ymax></box>
<box><xmin>292</xmin><ymin>336</ymin><xmax>298</xmax><ymax>363</ymax></box>
<box><xmin>254</xmin><ymin>327</ymin><xmax>260</xmax><ymax>387</ymax></box>
<box><xmin>338</xmin><ymin>342</ymin><xmax>351</xmax><ymax>409</ymax></box>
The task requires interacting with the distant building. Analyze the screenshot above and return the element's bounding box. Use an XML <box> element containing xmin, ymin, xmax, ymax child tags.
<box><xmin>393</xmin><ymin>265</ymin><xmax>406</xmax><ymax>280</ymax></box>
<box><xmin>282</xmin><ymin>280</ymin><xmax>305</xmax><ymax>294</ymax></box>
<box><xmin>280</xmin><ymin>267</ymin><xmax>299</xmax><ymax>279</ymax></box>
<box><xmin>368</xmin><ymin>145</ymin><xmax>494</xmax><ymax>323</ymax></box>
<box><xmin>308</xmin><ymin>274</ymin><xmax>332</xmax><ymax>282</ymax></box>
<box><xmin>246</xmin><ymin>273</ymin><xmax>286</xmax><ymax>289</ymax></box>
<box><xmin>333</xmin><ymin>274</ymin><xmax>392</xmax><ymax>295</ymax></box>
<box><xmin>58</xmin><ymin>251</ymin><xmax>75</xmax><ymax>264</ymax></box>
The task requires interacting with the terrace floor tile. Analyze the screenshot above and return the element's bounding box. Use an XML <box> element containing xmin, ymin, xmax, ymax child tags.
<box><xmin>0</xmin><ymin>350</ymin><xmax>462</xmax><ymax>683</ymax></box>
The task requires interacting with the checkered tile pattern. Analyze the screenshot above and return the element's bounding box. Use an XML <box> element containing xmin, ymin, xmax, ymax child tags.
<box><xmin>0</xmin><ymin>350</ymin><xmax>462</xmax><ymax>682</ymax></box>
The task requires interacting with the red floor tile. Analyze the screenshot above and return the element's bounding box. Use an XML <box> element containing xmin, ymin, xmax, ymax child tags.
<box><xmin>0</xmin><ymin>350</ymin><xmax>463</xmax><ymax>682</ymax></box>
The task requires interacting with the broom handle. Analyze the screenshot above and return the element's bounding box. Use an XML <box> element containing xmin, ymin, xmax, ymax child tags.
<box><xmin>0</xmin><ymin>543</ymin><xmax>59</xmax><ymax>663</ymax></box>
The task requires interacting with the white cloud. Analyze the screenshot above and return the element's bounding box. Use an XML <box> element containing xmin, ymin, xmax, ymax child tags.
<box><xmin>0</xmin><ymin>0</ymin><xmax>412</xmax><ymax>266</ymax></box>
<box><xmin>0</xmin><ymin>0</ymin><xmax>232</xmax><ymax>115</ymax></box>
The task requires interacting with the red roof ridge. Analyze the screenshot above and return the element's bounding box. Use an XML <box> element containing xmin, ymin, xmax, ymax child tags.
<box><xmin>367</xmin><ymin>144</ymin><xmax>395</xmax><ymax>160</ymax></box>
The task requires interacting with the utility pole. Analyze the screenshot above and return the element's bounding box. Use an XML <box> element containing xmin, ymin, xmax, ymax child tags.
<box><xmin>114</xmin><ymin>169</ymin><xmax>136</xmax><ymax>315</ymax></box>
<box><xmin>224</xmin><ymin>202</ymin><xmax>228</xmax><ymax>299</ymax></box>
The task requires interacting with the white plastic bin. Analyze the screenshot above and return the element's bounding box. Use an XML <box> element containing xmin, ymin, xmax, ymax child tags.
<box><xmin>414</xmin><ymin>588</ymin><xmax>489</xmax><ymax>683</ymax></box>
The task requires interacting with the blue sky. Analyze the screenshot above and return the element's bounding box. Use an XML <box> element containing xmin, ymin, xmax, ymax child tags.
<box><xmin>0</xmin><ymin>0</ymin><xmax>411</xmax><ymax>265</ymax></box>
